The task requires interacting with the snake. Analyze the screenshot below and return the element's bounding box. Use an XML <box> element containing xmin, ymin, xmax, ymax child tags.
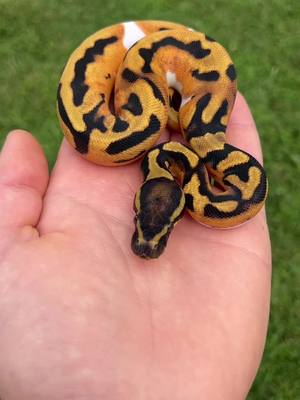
<box><xmin>57</xmin><ymin>20</ymin><xmax>268</xmax><ymax>259</ymax></box>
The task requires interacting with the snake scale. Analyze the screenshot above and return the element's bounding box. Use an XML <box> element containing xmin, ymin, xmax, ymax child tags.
<box><xmin>57</xmin><ymin>20</ymin><xmax>268</xmax><ymax>259</ymax></box>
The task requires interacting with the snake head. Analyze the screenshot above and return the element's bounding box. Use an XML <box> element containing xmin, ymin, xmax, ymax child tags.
<box><xmin>131</xmin><ymin>177</ymin><xmax>185</xmax><ymax>259</ymax></box>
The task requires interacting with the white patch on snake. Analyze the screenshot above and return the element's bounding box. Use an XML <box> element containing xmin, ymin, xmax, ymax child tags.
<box><xmin>166</xmin><ymin>71</ymin><xmax>183</xmax><ymax>93</ymax></box>
<box><xmin>166</xmin><ymin>71</ymin><xmax>192</xmax><ymax>109</ymax></box>
<box><xmin>181</xmin><ymin>96</ymin><xmax>192</xmax><ymax>107</ymax></box>
<box><xmin>122</xmin><ymin>21</ymin><xmax>146</xmax><ymax>50</ymax></box>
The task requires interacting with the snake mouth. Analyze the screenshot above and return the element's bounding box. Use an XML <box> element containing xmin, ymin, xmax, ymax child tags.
<box><xmin>131</xmin><ymin>230</ymin><xmax>169</xmax><ymax>259</ymax></box>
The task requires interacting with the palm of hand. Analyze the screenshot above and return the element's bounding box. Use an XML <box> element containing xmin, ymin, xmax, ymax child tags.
<box><xmin>0</xmin><ymin>94</ymin><xmax>271</xmax><ymax>400</ymax></box>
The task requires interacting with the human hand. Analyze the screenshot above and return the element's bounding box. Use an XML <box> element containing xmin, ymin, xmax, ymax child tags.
<box><xmin>0</xmin><ymin>93</ymin><xmax>271</xmax><ymax>400</ymax></box>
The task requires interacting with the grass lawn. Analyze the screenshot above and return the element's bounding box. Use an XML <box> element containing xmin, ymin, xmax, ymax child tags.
<box><xmin>0</xmin><ymin>0</ymin><xmax>299</xmax><ymax>398</ymax></box>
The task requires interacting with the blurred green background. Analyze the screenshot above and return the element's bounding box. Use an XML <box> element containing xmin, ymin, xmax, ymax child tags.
<box><xmin>0</xmin><ymin>0</ymin><xmax>299</xmax><ymax>398</ymax></box>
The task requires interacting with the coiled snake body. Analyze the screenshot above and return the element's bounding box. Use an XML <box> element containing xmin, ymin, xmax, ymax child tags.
<box><xmin>57</xmin><ymin>20</ymin><xmax>268</xmax><ymax>259</ymax></box>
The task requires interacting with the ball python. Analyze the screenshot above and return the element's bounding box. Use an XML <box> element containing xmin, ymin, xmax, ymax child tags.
<box><xmin>57</xmin><ymin>20</ymin><xmax>268</xmax><ymax>259</ymax></box>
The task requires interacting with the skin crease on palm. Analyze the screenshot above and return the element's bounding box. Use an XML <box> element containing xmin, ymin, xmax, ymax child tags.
<box><xmin>0</xmin><ymin>93</ymin><xmax>271</xmax><ymax>400</ymax></box>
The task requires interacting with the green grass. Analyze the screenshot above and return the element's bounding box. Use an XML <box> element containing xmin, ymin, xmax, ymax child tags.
<box><xmin>0</xmin><ymin>0</ymin><xmax>299</xmax><ymax>397</ymax></box>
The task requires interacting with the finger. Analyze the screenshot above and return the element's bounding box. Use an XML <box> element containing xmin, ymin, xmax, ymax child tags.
<box><xmin>226</xmin><ymin>92</ymin><xmax>268</xmax><ymax>223</ymax></box>
<box><xmin>0</xmin><ymin>130</ymin><xmax>49</xmax><ymax>242</ymax></box>
<box><xmin>227</xmin><ymin>92</ymin><xmax>264</xmax><ymax>164</ymax></box>
<box><xmin>183</xmin><ymin>92</ymin><xmax>268</xmax><ymax>247</ymax></box>
<box><xmin>170</xmin><ymin>92</ymin><xmax>264</xmax><ymax>165</ymax></box>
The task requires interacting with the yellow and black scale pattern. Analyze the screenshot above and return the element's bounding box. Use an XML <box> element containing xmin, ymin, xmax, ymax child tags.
<box><xmin>57</xmin><ymin>20</ymin><xmax>268</xmax><ymax>259</ymax></box>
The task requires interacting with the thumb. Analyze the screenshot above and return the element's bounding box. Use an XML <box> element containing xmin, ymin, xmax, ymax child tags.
<box><xmin>0</xmin><ymin>130</ymin><xmax>49</xmax><ymax>248</ymax></box>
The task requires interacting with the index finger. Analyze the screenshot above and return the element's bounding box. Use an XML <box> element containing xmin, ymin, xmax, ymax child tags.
<box><xmin>227</xmin><ymin>92</ymin><xmax>264</xmax><ymax>165</ymax></box>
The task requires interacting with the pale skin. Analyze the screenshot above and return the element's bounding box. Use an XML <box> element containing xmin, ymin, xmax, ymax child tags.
<box><xmin>0</xmin><ymin>93</ymin><xmax>271</xmax><ymax>400</ymax></box>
